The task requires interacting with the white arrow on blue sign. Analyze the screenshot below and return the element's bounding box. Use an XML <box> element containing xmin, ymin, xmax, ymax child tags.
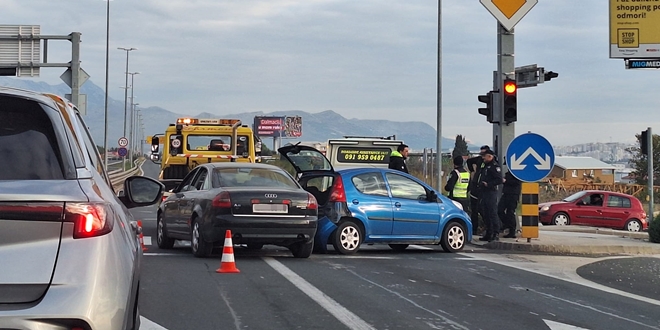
<box><xmin>506</xmin><ymin>132</ymin><xmax>555</xmax><ymax>182</ymax></box>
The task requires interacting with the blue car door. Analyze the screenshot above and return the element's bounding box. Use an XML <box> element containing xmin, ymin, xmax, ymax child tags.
<box><xmin>348</xmin><ymin>172</ymin><xmax>393</xmax><ymax>237</ymax></box>
<box><xmin>385</xmin><ymin>172</ymin><xmax>440</xmax><ymax>237</ymax></box>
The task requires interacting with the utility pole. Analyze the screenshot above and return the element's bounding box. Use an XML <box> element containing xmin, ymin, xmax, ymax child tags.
<box><xmin>118</xmin><ymin>47</ymin><xmax>136</xmax><ymax>170</ymax></box>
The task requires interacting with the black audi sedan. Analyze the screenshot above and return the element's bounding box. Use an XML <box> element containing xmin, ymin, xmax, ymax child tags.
<box><xmin>157</xmin><ymin>163</ymin><xmax>318</xmax><ymax>258</ymax></box>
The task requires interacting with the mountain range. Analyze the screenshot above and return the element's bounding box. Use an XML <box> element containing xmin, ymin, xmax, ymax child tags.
<box><xmin>0</xmin><ymin>77</ymin><xmax>466</xmax><ymax>151</ymax></box>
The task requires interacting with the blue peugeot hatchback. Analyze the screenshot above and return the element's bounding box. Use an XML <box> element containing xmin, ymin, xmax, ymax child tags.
<box><xmin>278</xmin><ymin>144</ymin><xmax>472</xmax><ymax>254</ymax></box>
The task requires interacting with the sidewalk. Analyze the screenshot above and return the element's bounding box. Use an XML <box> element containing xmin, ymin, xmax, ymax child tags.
<box><xmin>471</xmin><ymin>225</ymin><xmax>660</xmax><ymax>255</ymax></box>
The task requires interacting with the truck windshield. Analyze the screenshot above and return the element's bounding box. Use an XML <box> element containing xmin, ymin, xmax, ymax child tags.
<box><xmin>186</xmin><ymin>135</ymin><xmax>232</xmax><ymax>151</ymax></box>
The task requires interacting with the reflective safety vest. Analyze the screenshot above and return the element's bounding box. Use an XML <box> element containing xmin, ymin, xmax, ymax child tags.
<box><xmin>453</xmin><ymin>171</ymin><xmax>470</xmax><ymax>199</ymax></box>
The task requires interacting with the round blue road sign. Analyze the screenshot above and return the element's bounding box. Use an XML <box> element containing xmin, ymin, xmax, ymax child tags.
<box><xmin>505</xmin><ymin>133</ymin><xmax>554</xmax><ymax>182</ymax></box>
<box><xmin>118</xmin><ymin>147</ymin><xmax>128</xmax><ymax>157</ymax></box>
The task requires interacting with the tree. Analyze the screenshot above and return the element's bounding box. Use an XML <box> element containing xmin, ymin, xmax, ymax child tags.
<box><xmin>626</xmin><ymin>133</ymin><xmax>660</xmax><ymax>186</ymax></box>
<box><xmin>452</xmin><ymin>135</ymin><xmax>469</xmax><ymax>160</ymax></box>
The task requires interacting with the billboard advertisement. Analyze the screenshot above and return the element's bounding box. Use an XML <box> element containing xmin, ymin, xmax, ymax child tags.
<box><xmin>254</xmin><ymin>116</ymin><xmax>284</xmax><ymax>137</ymax></box>
<box><xmin>609</xmin><ymin>0</ymin><xmax>660</xmax><ymax>58</ymax></box>
<box><xmin>283</xmin><ymin>116</ymin><xmax>302</xmax><ymax>137</ymax></box>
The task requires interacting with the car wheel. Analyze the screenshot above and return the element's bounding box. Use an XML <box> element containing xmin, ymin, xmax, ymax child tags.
<box><xmin>625</xmin><ymin>219</ymin><xmax>642</xmax><ymax>232</ymax></box>
<box><xmin>552</xmin><ymin>212</ymin><xmax>570</xmax><ymax>226</ymax></box>
<box><xmin>191</xmin><ymin>218</ymin><xmax>212</xmax><ymax>258</ymax></box>
<box><xmin>246</xmin><ymin>243</ymin><xmax>264</xmax><ymax>250</ymax></box>
<box><xmin>440</xmin><ymin>221</ymin><xmax>466</xmax><ymax>253</ymax></box>
<box><xmin>332</xmin><ymin>221</ymin><xmax>362</xmax><ymax>255</ymax></box>
<box><xmin>156</xmin><ymin>213</ymin><xmax>175</xmax><ymax>249</ymax></box>
<box><xmin>388</xmin><ymin>244</ymin><xmax>409</xmax><ymax>251</ymax></box>
<box><xmin>290</xmin><ymin>239</ymin><xmax>314</xmax><ymax>258</ymax></box>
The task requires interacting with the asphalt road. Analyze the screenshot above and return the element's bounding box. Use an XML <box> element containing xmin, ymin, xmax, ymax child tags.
<box><xmin>133</xmin><ymin>161</ymin><xmax>660</xmax><ymax>330</ymax></box>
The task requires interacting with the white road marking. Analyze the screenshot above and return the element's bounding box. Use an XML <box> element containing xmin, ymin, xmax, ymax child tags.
<box><xmin>544</xmin><ymin>319</ymin><xmax>590</xmax><ymax>329</ymax></box>
<box><xmin>143</xmin><ymin>237</ymin><xmax>152</xmax><ymax>245</ymax></box>
<box><xmin>264</xmin><ymin>257</ymin><xmax>376</xmax><ymax>330</ymax></box>
<box><xmin>409</xmin><ymin>245</ymin><xmax>434</xmax><ymax>250</ymax></box>
<box><xmin>320</xmin><ymin>255</ymin><xmax>396</xmax><ymax>259</ymax></box>
<box><xmin>143</xmin><ymin>253</ymin><xmax>184</xmax><ymax>256</ymax></box>
<box><xmin>140</xmin><ymin>316</ymin><xmax>168</xmax><ymax>330</ymax></box>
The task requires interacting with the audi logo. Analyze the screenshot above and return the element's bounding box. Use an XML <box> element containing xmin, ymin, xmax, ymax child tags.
<box><xmin>264</xmin><ymin>194</ymin><xmax>277</xmax><ymax>198</ymax></box>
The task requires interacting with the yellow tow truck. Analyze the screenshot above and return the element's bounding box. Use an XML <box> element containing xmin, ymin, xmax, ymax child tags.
<box><xmin>149</xmin><ymin>118</ymin><xmax>262</xmax><ymax>180</ymax></box>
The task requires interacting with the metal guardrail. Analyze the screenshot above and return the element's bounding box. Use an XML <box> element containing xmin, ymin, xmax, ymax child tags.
<box><xmin>109</xmin><ymin>159</ymin><xmax>145</xmax><ymax>192</ymax></box>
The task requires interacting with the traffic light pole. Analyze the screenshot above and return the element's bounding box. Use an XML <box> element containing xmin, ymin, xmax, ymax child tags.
<box><xmin>496</xmin><ymin>23</ymin><xmax>515</xmax><ymax>169</ymax></box>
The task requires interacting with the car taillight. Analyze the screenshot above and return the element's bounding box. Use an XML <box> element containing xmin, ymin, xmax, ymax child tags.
<box><xmin>212</xmin><ymin>191</ymin><xmax>232</xmax><ymax>208</ymax></box>
<box><xmin>307</xmin><ymin>193</ymin><xmax>318</xmax><ymax>210</ymax></box>
<box><xmin>65</xmin><ymin>203</ymin><xmax>114</xmax><ymax>239</ymax></box>
<box><xmin>328</xmin><ymin>176</ymin><xmax>347</xmax><ymax>203</ymax></box>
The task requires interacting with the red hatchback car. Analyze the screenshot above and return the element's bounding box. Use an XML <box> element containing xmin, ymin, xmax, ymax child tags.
<box><xmin>539</xmin><ymin>190</ymin><xmax>648</xmax><ymax>232</ymax></box>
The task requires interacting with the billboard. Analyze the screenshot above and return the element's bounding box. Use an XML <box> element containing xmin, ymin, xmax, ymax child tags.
<box><xmin>254</xmin><ymin>116</ymin><xmax>284</xmax><ymax>137</ymax></box>
<box><xmin>283</xmin><ymin>116</ymin><xmax>302</xmax><ymax>137</ymax></box>
<box><xmin>609</xmin><ymin>0</ymin><xmax>660</xmax><ymax>58</ymax></box>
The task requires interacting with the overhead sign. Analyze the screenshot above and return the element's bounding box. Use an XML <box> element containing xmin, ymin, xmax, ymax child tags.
<box><xmin>625</xmin><ymin>59</ymin><xmax>660</xmax><ymax>69</ymax></box>
<box><xmin>0</xmin><ymin>25</ymin><xmax>41</xmax><ymax>77</ymax></box>
<box><xmin>506</xmin><ymin>132</ymin><xmax>555</xmax><ymax>182</ymax></box>
<box><xmin>480</xmin><ymin>0</ymin><xmax>538</xmax><ymax>32</ymax></box>
<box><xmin>118</xmin><ymin>137</ymin><xmax>129</xmax><ymax>147</ymax></box>
<box><xmin>610</xmin><ymin>0</ymin><xmax>660</xmax><ymax>58</ymax></box>
<box><xmin>117</xmin><ymin>147</ymin><xmax>128</xmax><ymax>157</ymax></box>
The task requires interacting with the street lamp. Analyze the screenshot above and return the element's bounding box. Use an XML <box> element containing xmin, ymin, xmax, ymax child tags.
<box><xmin>132</xmin><ymin>103</ymin><xmax>140</xmax><ymax>164</ymax></box>
<box><xmin>117</xmin><ymin>47</ymin><xmax>137</xmax><ymax>152</ymax></box>
<box><xmin>103</xmin><ymin>0</ymin><xmax>111</xmax><ymax>172</ymax></box>
<box><xmin>128</xmin><ymin>71</ymin><xmax>139</xmax><ymax>166</ymax></box>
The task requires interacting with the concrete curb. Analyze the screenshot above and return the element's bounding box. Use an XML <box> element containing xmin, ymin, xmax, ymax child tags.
<box><xmin>480</xmin><ymin>240</ymin><xmax>660</xmax><ymax>255</ymax></box>
<box><xmin>539</xmin><ymin>227</ymin><xmax>649</xmax><ymax>240</ymax></box>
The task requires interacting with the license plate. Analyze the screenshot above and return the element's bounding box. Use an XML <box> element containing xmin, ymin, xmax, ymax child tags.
<box><xmin>253</xmin><ymin>204</ymin><xmax>288</xmax><ymax>213</ymax></box>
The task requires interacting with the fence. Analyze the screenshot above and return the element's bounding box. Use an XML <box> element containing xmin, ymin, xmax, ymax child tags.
<box><xmin>109</xmin><ymin>159</ymin><xmax>144</xmax><ymax>192</ymax></box>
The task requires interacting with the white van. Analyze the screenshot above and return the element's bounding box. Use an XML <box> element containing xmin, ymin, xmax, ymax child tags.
<box><xmin>325</xmin><ymin>136</ymin><xmax>406</xmax><ymax>170</ymax></box>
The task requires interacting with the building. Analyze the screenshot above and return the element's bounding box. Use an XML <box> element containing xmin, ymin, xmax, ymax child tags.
<box><xmin>549</xmin><ymin>156</ymin><xmax>616</xmax><ymax>185</ymax></box>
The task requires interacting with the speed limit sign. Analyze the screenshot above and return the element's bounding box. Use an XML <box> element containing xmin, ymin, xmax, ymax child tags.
<box><xmin>171</xmin><ymin>139</ymin><xmax>181</xmax><ymax>148</ymax></box>
<box><xmin>118</xmin><ymin>137</ymin><xmax>129</xmax><ymax>147</ymax></box>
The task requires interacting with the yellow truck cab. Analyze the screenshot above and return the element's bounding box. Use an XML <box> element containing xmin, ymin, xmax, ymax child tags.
<box><xmin>325</xmin><ymin>135</ymin><xmax>405</xmax><ymax>170</ymax></box>
<box><xmin>149</xmin><ymin>118</ymin><xmax>261</xmax><ymax>180</ymax></box>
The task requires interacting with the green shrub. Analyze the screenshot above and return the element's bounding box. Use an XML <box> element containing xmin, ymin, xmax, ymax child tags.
<box><xmin>650</xmin><ymin>214</ymin><xmax>660</xmax><ymax>243</ymax></box>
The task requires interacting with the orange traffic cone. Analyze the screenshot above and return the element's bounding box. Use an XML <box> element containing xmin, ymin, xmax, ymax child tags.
<box><xmin>138</xmin><ymin>220</ymin><xmax>148</xmax><ymax>252</ymax></box>
<box><xmin>216</xmin><ymin>230</ymin><xmax>240</xmax><ymax>273</ymax></box>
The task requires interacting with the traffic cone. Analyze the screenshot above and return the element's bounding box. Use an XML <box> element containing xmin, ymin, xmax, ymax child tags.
<box><xmin>138</xmin><ymin>220</ymin><xmax>148</xmax><ymax>252</ymax></box>
<box><xmin>216</xmin><ymin>230</ymin><xmax>240</xmax><ymax>273</ymax></box>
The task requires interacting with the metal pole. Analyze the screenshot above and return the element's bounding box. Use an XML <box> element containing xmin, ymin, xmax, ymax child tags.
<box><xmin>435</xmin><ymin>0</ymin><xmax>443</xmax><ymax>191</ymax></box>
<box><xmin>70</xmin><ymin>32</ymin><xmax>81</xmax><ymax>110</ymax></box>
<box><xmin>118</xmin><ymin>47</ymin><xmax>136</xmax><ymax>171</ymax></box>
<box><xmin>103</xmin><ymin>0</ymin><xmax>110</xmax><ymax>172</ymax></box>
<box><xmin>128</xmin><ymin>72</ymin><xmax>138</xmax><ymax>167</ymax></box>
<box><xmin>648</xmin><ymin>127</ymin><xmax>654</xmax><ymax>222</ymax></box>
<box><xmin>497</xmin><ymin>23</ymin><xmax>515</xmax><ymax>171</ymax></box>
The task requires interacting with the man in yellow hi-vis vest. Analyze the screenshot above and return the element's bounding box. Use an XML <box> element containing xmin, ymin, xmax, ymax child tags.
<box><xmin>444</xmin><ymin>156</ymin><xmax>469</xmax><ymax>211</ymax></box>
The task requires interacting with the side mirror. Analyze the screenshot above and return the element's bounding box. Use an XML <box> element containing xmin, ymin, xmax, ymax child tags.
<box><xmin>427</xmin><ymin>191</ymin><xmax>438</xmax><ymax>202</ymax></box>
<box><xmin>119</xmin><ymin>176</ymin><xmax>164</xmax><ymax>209</ymax></box>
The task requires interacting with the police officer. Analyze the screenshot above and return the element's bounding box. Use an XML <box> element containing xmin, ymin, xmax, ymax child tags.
<box><xmin>388</xmin><ymin>144</ymin><xmax>409</xmax><ymax>173</ymax></box>
<box><xmin>444</xmin><ymin>156</ymin><xmax>469</xmax><ymax>211</ymax></box>
<box><xmin>466</xmin><ymin>145</ymin><xmax>491</xmax><ymax>235</ymax></box>
<box><xmin>498</xmin><ymin>171</ymin><xmax>521</xmax><ymax>238</ymax></box>
<box><xmin>478</xmin><ymin>149</ymin><xmax>503</xmax><ymax>242</ymax></box>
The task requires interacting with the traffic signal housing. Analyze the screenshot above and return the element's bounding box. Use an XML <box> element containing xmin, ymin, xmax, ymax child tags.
<box><xmin>478</xmin><ymin>91</ymin><xmax>494</xmax><ymax>123</ymax></box>
<box><xmin>502</xmin><ymin>79</ymin><xmax>517</xmax><ymax>124</ymax></box>
<box><xmin>641</xmin><ymin>129</ymin><xmax>649</xmax><ymax>155</ymax></box>
<box><xmin>544</xmin><ymin>71</ymin><xmax>559</xmax><ymax>81</ymax></box>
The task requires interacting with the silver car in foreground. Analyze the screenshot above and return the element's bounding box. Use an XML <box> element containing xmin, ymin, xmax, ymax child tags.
<box><xmin>0</xmin><ymin>87</ymin><xmax>163</xmax><ymax>330</ymax></box>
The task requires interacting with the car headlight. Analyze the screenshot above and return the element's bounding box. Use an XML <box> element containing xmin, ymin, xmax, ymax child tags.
<box><xmin>451</xmin><ymin>200</ymin><xmax>463</xmax><ymax>210</ymax></box>
<box><xmin>540</xmin><ymin>205</ymin><xmax>550</xmax><ymax>212</ymax></box>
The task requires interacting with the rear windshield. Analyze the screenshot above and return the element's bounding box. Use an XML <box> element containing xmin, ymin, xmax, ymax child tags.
<box><xmin>212</xmin><ymin>167</ymin><xmax>299</xmax><ymax>189</ymax></box>
<box><xmin>0</xmin><ymin>96</ymin><xmax>64</xmax><ymax>180</ymax></box>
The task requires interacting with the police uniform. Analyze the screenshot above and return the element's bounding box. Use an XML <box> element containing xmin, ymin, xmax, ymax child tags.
<box><xmin>477</xmin><ymin>152</ymin><xmax>503</xmax><ymax>241</ymax></box>
<box><xmin>498</xmin><ymin>171</ymin><xmax>521</xmax><ymax>238</ymax></box>
<box><xmin>444</xmin><ymin>167</ymin><xmax>470</xmax><ymax>211</ymax></box>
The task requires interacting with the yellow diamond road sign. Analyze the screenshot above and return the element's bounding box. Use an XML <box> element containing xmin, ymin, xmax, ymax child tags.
<box><xmin>480</xmin><ymin>0</ymin><xmax>538</xmax><ymax>32</ymax></box>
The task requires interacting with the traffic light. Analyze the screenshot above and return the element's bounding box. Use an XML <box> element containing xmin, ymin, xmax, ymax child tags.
<box><xmin>641</xmin><ymin>129</ymin><xmax>649</xmax><ymax>155</ymax></box>
<box><xmin>544</xmin><ymin>71</ymin><xmax>559</xmax><ymax>81</ymax></box>
<box><xmin>502</xmin><ymin>79</ymin><xmax>517</xmax><ymax>124</ymax></box>
<box><xmin>478</xmin><ymin>91</ymin><xmax>494</xmax><ymax>123</ymax></box>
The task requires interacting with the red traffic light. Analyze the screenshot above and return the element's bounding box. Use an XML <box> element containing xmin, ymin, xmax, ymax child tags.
<box><xmin>504</xmin><ymin>81</ymin><xmax>517</xmax><ymax>94</ymax></box>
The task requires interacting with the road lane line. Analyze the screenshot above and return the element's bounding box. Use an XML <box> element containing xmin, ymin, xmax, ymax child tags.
<box><xmin>409</xmin><ymin>245</ymin><xmax>434</xmax><ymax>250</ymax></box>
<box><xmin>140</xmin><ymin>316</ymin><xmax>168</xmax><ymax>330</ymax></box>
<box><xmin>263</xmin><ymin>257</ymin><xmax>376</xmax><ymax>330</ymax></box>
<box><xmin>143</xmin><ymin>237</ymin><xmax>152</xmax><ymax>245</ymax></box>
<box><xmin>143</xmin><ymin>253</ymin><xmax>185</xmax><ymax>256</ymax></box>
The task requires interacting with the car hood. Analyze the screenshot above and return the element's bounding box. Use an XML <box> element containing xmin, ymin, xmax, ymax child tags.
<box><xmin>539</xmin><ymin>201</ymin><xmax>568</xmax><ymax>208</ymax></box>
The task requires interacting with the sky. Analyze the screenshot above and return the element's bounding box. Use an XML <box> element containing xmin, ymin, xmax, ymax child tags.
<box><xmin>2</xmin><ymin>0</ymin><xmax>658</xmax><ymax>146</ymax></box>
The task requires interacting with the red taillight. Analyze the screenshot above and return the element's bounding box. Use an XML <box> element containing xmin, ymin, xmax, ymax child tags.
<box><xmin>212</xmin><ymin>191</ymin><xmax>232</xmax><ymax>208</ymax></box>
<box><xmin>307</xmin><ymin>193</ymin><xmax>318</xmax><ymax>210</ymax></box>
<box><xmin>65</xmin><ymin>203</ymin><xmax>114</xmax><ymax>239</ymax></box>
<box><xmin>328</xmin><ymin>176</ymin><xmax>346</xmax><ymax>203</ymax></box>
<box><xmin>251</xmin><ymin>199</ymin><xmax>260</xmax><ymax>204</ymax></box>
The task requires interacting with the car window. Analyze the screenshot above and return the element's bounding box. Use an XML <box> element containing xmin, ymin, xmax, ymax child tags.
<box><xmin>0</xmin><ymin>96</ymin><xmax>65</xmax><ymax>180</ymax></box>
<box><xmin>212</xmin><ymin>167</ymin><xmax>299</xmax><ymax>188</ymax></box>
<box><xmin>579</xmin><ymin>193</ymin><xmax>604</xmax><ymax>206</ymax></box>
<box><xmin>193</xmin><ymin>168</ymin><xmax>209</xmax><ymax>191</ymax></box>
<box><xmin>385</xmin><ymin>173</ymin><xmax>426</xmax><ymax>200</ymax></box>
<box><xmin>177</xmin><ymin>168</ymin><xmax>199</xmax><ymax>192</ymax></box>
<box><xmin>607</xmin><ymin>195</ymin><xmax>631</xmax><ymax>208</ymax></box>
<box><xmin>187</xmin><ymin>135</ymin><xmax>232</xmax><ymax>151</ymax></box>
<box><xmin>75</xmin><ymin>113</ymin><xmax>111</xmax><ymax>184</ymax></box>
<box><xmin>352</xmin><ymin>172</ymin><xmax>388</xmax><ymax>197</ymax></box>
